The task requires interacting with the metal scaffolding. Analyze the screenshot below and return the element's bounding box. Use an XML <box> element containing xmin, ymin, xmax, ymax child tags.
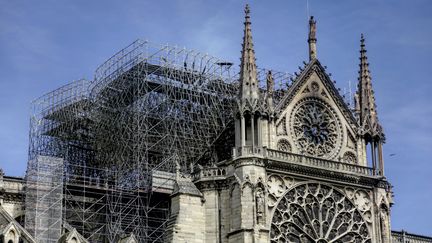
<box><xmin>26</xmin><ymin>39</ymin><xmax>292</xmax><ymax>242</ymax></box>
<box><xmin>25</xmin><ymin>156</ymin><xmax>64</xmax><ymax>243</ymax></box>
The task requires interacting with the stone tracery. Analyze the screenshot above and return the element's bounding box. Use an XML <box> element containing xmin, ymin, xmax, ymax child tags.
<box><xmin>291</xmin><ymin>98</ymin><xmax>342</xmax><ymax>159</ymax></box>
<box><xmin>311</xmin><ymin>81</ymin><xmax>320</xmax><ymax>92</ymax></box>
<box><xmin>270</xmin><ymin>183</ymin><xmax>371</xmax><ymax>243</ymax></box>
<box><xmin>277</xmin><ymin>139</ymin><xmax>292</xmax><ymax>152</ymax></box>
<box><xmin>343</xmin><ymin>151</ymin><xmax>357</xmax><ymax>164</ymax></box>
<box><xmin>277</xmin><ymin>117</ymin><xmax>288</xmax><ymax>136</ymax></box>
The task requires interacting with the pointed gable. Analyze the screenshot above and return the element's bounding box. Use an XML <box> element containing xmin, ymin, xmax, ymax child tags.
<box><xmin>276</xmin><ymin>59</ymin><xmax>357</xmax><ymax>128</ymax></box>
<box><xmin>60</xmin><ymin>223</ymin><xmax>89</xmax><ymax>243</ymax></box>
<box><xmin>273</xmin><ymin>59</ymin><xmax>360</xmax><ymax>161</ymax></box>
<box><xmin>119</xmin><ymin>233</ymin><xmax>138</xmax><ymax>243</ymax></box>
<box><xmin>0</xmin><ymin>206</ymin><xmax>36</xmax><ymax>243</ymax></box>
<box><xmin>1</xmin><ymin>222</ymin><xmax>20</xmax><ymax>243</ymax></box>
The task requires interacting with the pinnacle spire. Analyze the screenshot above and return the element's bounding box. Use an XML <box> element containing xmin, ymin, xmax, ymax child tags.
<box><xmin>308</xmin><ymin>16</ymin><xmax>317</xmax><ymax>61</ymax></box>
<box><xmin>356</xmin><ymin>34</ymin><xmax>383</xmax><ymax>140</ymax></box>
<box><xmin>239</xmin><ymin>4</ymin><xmax>259</xmax><ymax>101</ymax></box>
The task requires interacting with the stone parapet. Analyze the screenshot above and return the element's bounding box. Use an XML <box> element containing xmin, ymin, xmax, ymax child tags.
<box><xmin>392</xmin><ymin>230</ymin><xmax>432</xmax><ymax>243</ymax></box>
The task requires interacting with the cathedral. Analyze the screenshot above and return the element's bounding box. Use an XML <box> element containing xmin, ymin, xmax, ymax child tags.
<box><xmin>0</xmin><ymin>4</ymin><xmax>430</xmax><ymax>243</ymax></box>
<box><xmin>168</xmin><ymin>5</ymin><xmax>391</xmax><ymax>243</ymax></box>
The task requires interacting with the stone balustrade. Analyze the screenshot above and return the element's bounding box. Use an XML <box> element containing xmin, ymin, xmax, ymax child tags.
<box><xmin>392</xmin><ymin>230</ymin><xmax>432</xmax><ymax>243</ymax></box>
<box><xmin>266</xmin><ymin>149</ymin><xmax>375</xmax><ymax>176</ymax></box>
<box><xmin>232</xmin><ymin>146</ymin><xmax>264</xmax><ymax>158</ymax></box>
<box><xmin>195</xmin><ymin>147</ymin><xmax>376</xmax><ymax>181</ymax></box>
<box><xmin>193</xmin><ymin>167</ymin><xmax>227</xmax><ymax>181</ymax></box>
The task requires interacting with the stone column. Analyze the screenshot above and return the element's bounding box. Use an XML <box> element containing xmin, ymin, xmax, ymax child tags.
<box><xmin>257</xmin><ymin>117</ymin><xmax>262</xmax><ymax>147</ymax></box>
<box><xmin>241</xmin><ymin>116</ymin><xmax>246</xmax><ymax>147</ymax></box>
<box><xmin>378</xmin><ymin>142</ymin><xmax>384</xmax><ymax>176</ymax></box>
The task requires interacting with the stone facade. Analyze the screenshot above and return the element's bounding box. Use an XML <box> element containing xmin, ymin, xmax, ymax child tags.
<box><xmin>0</xmin><ymin>171</ymin><xmax>25</xmax><ymax>221</ymax></box>
<box><xmin>182</xmin><ymin>148</ymin><xmax>393</xmax><ymax>242</ymax></box>
<box><xmin>0</xmin><ymin>172</ymin><xmax>35</xmax><ymax>243</ymax></box>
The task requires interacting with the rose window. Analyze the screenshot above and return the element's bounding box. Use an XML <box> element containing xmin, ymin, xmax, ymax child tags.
<box><xmin>270</xmin><ymin>183</ymin><xmax>371</xmax><ymax>243</ymax></box>
<box><xmin>291</xmin><ymin>99</ymin><xmax>341</xmax><ymax>158</ymax></box>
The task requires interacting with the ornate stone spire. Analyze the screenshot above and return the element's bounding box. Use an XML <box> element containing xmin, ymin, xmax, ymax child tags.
<box><xmin>356</xmin><ymin>34</ymin><xmax>383</xmax><ymax>140</ymax></box>
<box><xmin>239</xmin><ymin>4</ymin><xmax>259</xmax><ymax>101</ymax></box>
<box><xmin>308</xmin><ymin>16</ymin><xmax>317</xmax><ymax>61</ymax></box>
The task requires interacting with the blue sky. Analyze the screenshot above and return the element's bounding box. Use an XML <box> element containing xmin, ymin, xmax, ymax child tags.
<box><xmin>0</xmin><ymin>0</ymin><xmax>431</xmax><ymax>236</ymax></box>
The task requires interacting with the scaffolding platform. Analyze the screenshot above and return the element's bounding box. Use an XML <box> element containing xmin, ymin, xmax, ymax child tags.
<box><xmin>27</xmin><ymin>40</ymin><xmax>292</xmax><ymax>242</ymax></box>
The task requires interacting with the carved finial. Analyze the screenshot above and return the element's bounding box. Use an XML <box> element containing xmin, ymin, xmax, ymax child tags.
<box><xmin>245</xmin><ymin>4</ymin><xmax>250</xmax><ymax>18</ymax></box>
<box><xmin>308</xmin><ymin>16</ymin><xmax>317</xmax><ymax>61</ymax></box>
<box><xmin>239</xmin><ymin>4</ymin><xmax>259</xmax><ymax>101</ymax></box>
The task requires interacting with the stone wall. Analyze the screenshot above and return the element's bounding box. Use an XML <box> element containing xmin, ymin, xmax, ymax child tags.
<box><xmin>0</xmin><ymin>173</ymin><xmax>25</xmax><ymax>220</ymax></box>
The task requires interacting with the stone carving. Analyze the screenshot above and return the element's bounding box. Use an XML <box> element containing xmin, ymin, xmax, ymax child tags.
<box><xmin>267</xmin><ymin>175</ymin><xmax>286</xmax><ymax>198</ymax></box>
<box><xmin>267</xmin><ymin>175</ymin><xmax>297</xmax><ymax>208</ymax></box>
<box><xmin>270</xmin><ymin>183</ymin><xmax>371</xmax><ymax>242</ymax></box>
<box><xmin>345</xmin><ymin>188</ymin><xmax>370</xmax><ymax>209</ymax></box>
<box><xmin>346</xmin><ymin>188</ymin><xmax>371</xmax><ymax>208</ymax></box>
<box><xmin>321</xmin><ymin>90</ymin><xmax>329</xmax><ymax>99</ymax></box>
<box><xmin>347</xmin><ymin>131</ymin><xmax>357</xmax><ymax>149</ymax></box>
<box><xmin>276</xmin><ymin>116</ymin><xmax>288</xmax><ymax>136</ymax></box>
<box><xmin>344</xmin><ymin>188</ymin><xmax>372</xmax><ymax>224</ymax></box>
<box><xmin>241</xmin><ymin>175</ymin><xmax>253</xmax><ymax>196</ymax></box>
<box><xmin>277</xmin><ymin>139</ymin><xmax>292</xmax><ymax>152</ymax></box>
<box><xmin>291</xmin><ymin>98</ymin><xmax>342</xmax><ymax>158</ymax></box>
<box><xmin>230</xmin><ymin>184</ymin><xmax>241</xmax><ymax>230</ymax></box>
<box><xmin>256</xmin><ymin>187</ymin><xmax>265</xmax><ymax>224</ymax></box>
<box><xmin>353</xmin><ymin>190</ymin><xmax>371</xmax><ymax>212</ymax></box>
<box><xmin>379</xmin><ymin>205</ymin><xmax>390</xmax><ymax>243</ymax></box>
<box><xmin>311</xmin><ymin>81</ymin><xmax>320</xmax><ymax>92</ymax></box>
<box><xmin>343</xmin><ymin>151</ymin><xmax>357</xmax><ymax>164</ymax></box>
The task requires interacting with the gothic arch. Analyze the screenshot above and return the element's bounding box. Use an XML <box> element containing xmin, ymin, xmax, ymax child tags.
<box><xmin>1</xmin><ymin>223</ymin><xmax>20</xmax><ymax>243</ymax></box>
<box><xmin>241</xmin><ymin>176</ymin><xmax>253</xmax><ymax>196</ymax></box>
<box><xmin>270</xmin><ymin>182</ymin><xmax>371</xmax><ymax>242</ymax></box>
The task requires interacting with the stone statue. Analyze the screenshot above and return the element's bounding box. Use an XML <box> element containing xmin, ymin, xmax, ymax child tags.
<box><xmin>256</xmin><ymin>187</ymin><xmax>265</xmax><ymax>224</ymax></box>
<box><xmin>309</xmin><ymin>16</ymin><xmax>317</xmax><ymax>40</ymax></box>
<box><xmin>380</xmin><ymin>207</ymin><xmax>390</xmax><ymax>243</ymax></box>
